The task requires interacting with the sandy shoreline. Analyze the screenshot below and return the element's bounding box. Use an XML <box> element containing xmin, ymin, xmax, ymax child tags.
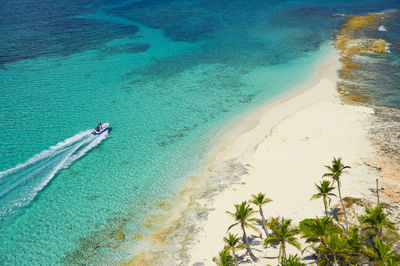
<box><xmin>185</xmin><ymin>43</ymin><xmax>400</xmax><ymax>264</ymax></box>
<box><xmin>127</xmin><ymin>45</ymin><xmax>400</xmax><ymax>265</ymax></box>
<box><xmin>185</xmin><ymin>50</ymin><xmax>375</xmax><ymax>265</ymax></box>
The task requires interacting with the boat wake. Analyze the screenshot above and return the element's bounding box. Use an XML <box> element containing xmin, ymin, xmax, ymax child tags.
<box><xmin>0</xmin><ymin>130</ymin><xmax>108</xmax><ymax>219</ymax></box>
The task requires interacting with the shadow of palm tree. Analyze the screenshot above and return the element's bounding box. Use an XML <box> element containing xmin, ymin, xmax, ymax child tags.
<box><xmin>330</xmin><ymin>207</ymin><xmax>346</xmax><ymax>230</ymax></box>
<box><xmin>247</xmin><ymin>235</ymin><xmax>261</xmax><ymax>245</ymax></box>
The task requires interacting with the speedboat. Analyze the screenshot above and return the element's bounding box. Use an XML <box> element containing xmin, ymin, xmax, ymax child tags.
<box><xmin>91</xmin><ymin>122</ymin><xmax>109</xmax><ymax>135</ymax></box>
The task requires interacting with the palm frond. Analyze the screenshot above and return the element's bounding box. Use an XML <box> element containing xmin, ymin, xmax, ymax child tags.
<box><xmin>264</xmin><ymin>236</ymin><xmax>280</xmax><ymax>246</ymax></box>
<box><xmin>244</xmin><ymin>221</ymin><xmax>260</xmax><ymax>232</ymax></box>
<box><xmin>311</xmin><ymin>194</ymin><xmax>322</xmax><ymax>200</ymax></box>
<box><xmin>226</xmin><ymin>211</ymin><xmax>235</xmax><ymax>217</ymax></box>
<box><xmin>250</xmin><ymin>192</ymin><xmax>272</xmax><ymax>206</ymax></box>
<box><xmin>287</xmin><ymin>237</ymin><xmax>301</xmax><ymax>251</ymax></box>
<box><xmin>227</xmin><ymin>222</ymin><xmax>239</xmax><ymax>232</ymax></box>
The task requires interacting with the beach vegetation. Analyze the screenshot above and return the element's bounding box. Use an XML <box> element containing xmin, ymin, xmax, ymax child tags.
<box><xmin>213</xmin><ymin>247</ymin><xmax>236</xmax><ymax>266</ymax></box>
<box><xmin>359</xmin><ymin>204</ymin><xmax>396</xmax><ymax>240</ymax></box>
<box><xmin>213</xmin><ymin>157</ymin><xmax>400</xmax><ymax>265</ymax></box>
<box><xmin>316</xmin><ymin>232</ymin><xmax>352</xmax><ymax>265</ymax></box>
<box><xmin>223</xmin><ymin>233</ymin><xmax>246</xmax><ymax>266</ymax></box>
<box><xmin>280</xmin><ymin>254</ymin><xmax>305</xmax><ymax>266</ymax></box>
<box><xmin>264</xmin><ymin>217</ymin><xmax>300</xmax><ymax>260</ymax></box>
<box><xmin>322</xmin><ymin>157</ymin><xmax>351</xmax><ymax>230</ymax></box>
<box><xmin>215</xmin><ymin>198</ymin><xmax>399</xmax><ymax>265</ymax></box>
<box><xmin>226</xmin><ymin>201</ymin><xmax>258</xmax><ymax>261</ymax></box>
<box><xmin>250</xmin><ymin>192</ymin><xmax>272</xmax><ymax>238</ymax></box>
<box><xmin>366</xmin><ymin>237</ymin><xmax>400</xmax><ymax>265</ymax></box>
<box><xmin>311</xmin><ymin>180</ymin><xmax>336</xmax><ymax>216</ymax></box>
<box><xmin>299</xmin><ymin>216</ymin><xmax>341</xmax><ymax>262</ymax></box>
<box><xmin>344</xmin><ymin>226</ymin><xmax>371</xmax><ymax>264</ymax></box>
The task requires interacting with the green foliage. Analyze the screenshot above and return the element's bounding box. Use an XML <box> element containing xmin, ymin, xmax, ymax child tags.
<box><xmin>311</xmin><ymin>180</ymin><xmax>336</xmax><ymax>200</ymax></box>
<box><xmin>280</xmin><ymin>254</ymin><xmax>305</xmax><ymax>266</ymax></box>
<box><xmin>214</xmin><ymin>158</ymin><xmax>400</xmax><ymax>266</ymax></box>
<box><xmin>265</xmin><ymin>216</ymin><xmax>280</xmax><ymax>231</ymax></box>
<box><xmin>322</xmin><ymin>156</ymin><xmax>350</xmax><ymax>230</ymax></box>
<box><xmin>345</xmin><ymin>226</ymin><xmax>372</xmax><ymax>264</ymax></box>
<box><xmin>345</xmin><ymin>226</ymin><xmax>365</xmax><ymax>252</ymax></box>
<box><xmin>300</xmin><ymin>216</ymin><xmax>341</xmax><ymax>245</ymax></box>
<box><xmin>223</xmin><ymin>232</ymin><xmax>247</xmax><ymax>258</ymax></box>
<box><xmin>359</xmin><ymin>204</ymin><xmax>396</xmax><ymax>239</ymax></box>
<box><xmin>250</xmin><ymin>193</ymin><xmax>272</xmax><ymax>206</ymax></box>
<box><xmin>226</xmin><ymin>201</ymin><xmax>258</xmax><ymax>261</ymax></box>
<box><xmin>317</xmin><ymin>233</ymin><xmax>353</xmax><ymax>265</ymax></box>
<box><xmin>311</xmin><ymin>180</ymin><xmax>336</xmax><ymax>216</ymax></box>
<box><xmin>264</xmin><ymin>217</ymin><xmax>300</xmax><ymax>259</ymax></box>
<box><xmin>223</xmin><ymin>233</ymin><xmax>241</xmax><ymax>249</ymax></box>
<box><xmin>226</xmin><ymin>201</ymin><xmax>258</xmax><ymax>232</ymax></box>
<box><xmin>299</xmin><ymin>216</ymin><xmax>342</xmax><ymax>261</ymax></box>
<box><xmin>250</xmin><ymin>192</ymin><xmax>272</xmax><ymax>237</ymax></box>
<box><xmin>298</xmin><ymin>218</ymin><xmax>314</xmax><ymax>233</ymax></box>
<box><xmin>322</xmin><ymin>157</ymin><xmax>351</xmax><ymax>183</ymax></box>
<box><xmin>213</xmin><ymin>247</ymin><xmax>235</xmax><ymax>266</ymax></box>
<box><xmin>367</xmin><ymin>237</ymin><xmax>400</xmax><ymax>265</ymax></box>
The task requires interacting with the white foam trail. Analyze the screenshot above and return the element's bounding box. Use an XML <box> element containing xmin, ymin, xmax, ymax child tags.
<box><xmin>0</xmin><ymin>130</ymin><xmax>91</xmax><ymax>178</ymax></box>
<box><xmin>63</xmin><ymin>131</ymin><xmax>109</xmax><ymax>169</ymax></box>
<box><xmin>24</xmin><ymin>135</ymin><xmax>95</xmax><ymax>200</ymax></box>
<box><xmin>0</xmin><ymin>130</ymin><xmax>108</xmax><ymax>218</ymax></box>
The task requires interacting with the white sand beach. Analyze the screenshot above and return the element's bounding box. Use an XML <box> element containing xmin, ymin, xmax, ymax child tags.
<box><xmin>127</xmin><ymin>46</ymin><xmax>400</xmax><ymax>266</ymax></box>
<box><xmin>185</xmin><ymin>51</ymin><xmax>388</xmax><ymax>265</ymax></box>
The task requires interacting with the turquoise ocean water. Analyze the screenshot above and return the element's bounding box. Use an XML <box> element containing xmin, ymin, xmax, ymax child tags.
<box><xmin>1</xmin><ymin>0</ymin><xmax>399</xmax><ymax>264</ymax></box>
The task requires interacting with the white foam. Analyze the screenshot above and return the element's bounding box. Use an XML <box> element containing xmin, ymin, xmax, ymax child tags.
<box><xmin>0</xmin><ymin>130</ymin><xmax>108</xmax><ymax>218</ymax></box>
<box><xmin>0</xmin><ymin>130</ymin><xmax>91</xmax><ymax>178</ymax></box>
<box><xmin>378</xmin><ymin>25</ymin><xmax>387</xmax><ymax>32</ymax></box>
<box><xmin>63</xmin><ymin>131</ymin><xmax>108</xmax><ymax>169</ymax></box>
<box><xmin>386</xmin><ymin>43</ymin><xmax>391</xmax><ymax>53</ymax></box>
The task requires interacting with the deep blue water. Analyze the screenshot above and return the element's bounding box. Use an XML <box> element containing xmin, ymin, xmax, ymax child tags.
<box><xmin>0</xmin><ymin>0</ymin><xmax>399</xmax><ymax>264</ymax></box>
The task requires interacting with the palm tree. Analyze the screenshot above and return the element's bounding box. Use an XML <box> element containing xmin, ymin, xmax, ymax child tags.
<box><xmin>264</xmin><ymin>217</ymin><xmax>301</xmax><ymax>260</ymax></box>
<box><xmin>311</xmin><ymin>180</ymin><xmax>336</xmax><ymax>216</ymax></box>
<box><xmin>345</xmin><ymin>226</ymin><xmax>370</xmax><ymax>264</ymax></box>
<box><xmin>226</xmin><ymin>201</ymin><xmax>258</xmax><ymax>261</ymax></box>
<box><xmin>317</xmin><ymin>233</ymin><xmax>352</xmax><ymax>265</ymax></box>
<box><xmin>250</xmin><ymin>192</ymin><xmax>272</xmax><ymax>238</ymax></box>
<box><xmin>213</xmin><ymin>247</ymin><xmax>235</xmax><ymax>266</ymax></box>
<box><xmin>280</xmin><ymin>254</ymin><xmax>305</xmax><ymax>266</ymax></box>
<box><xmin>323</xmin><ymin>157</ymin><xmax>351</xmax><ymax>230</ymax></box>
<box><xmin>360</xmin><ymin>204</ymin><xmax>396</xmax><ymax>239</ymax></box>
<box><xmin>223</xmin><ymin>233</ymin><xmax>246</xmax><ymax>266</ymax></box>
<box><xmin>299</xmin><ymin>216</ymin><xmax>341</xmax><ymax>262</ymax></box>
<box><xmin>367</xmin><ymin>237</ymin><xmax>400</xmax><ymax>265</ymax></box>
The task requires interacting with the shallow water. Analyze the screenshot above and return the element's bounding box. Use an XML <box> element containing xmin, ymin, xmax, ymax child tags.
<box><xmin>1</xmin><ymin>0</ymin><xmax>399</xmax><ymax>264</ymax></box>
<box><xmin>341</xmin><ymin>11</ymin><xmax>400</xmax><ymax>108</ymax></box>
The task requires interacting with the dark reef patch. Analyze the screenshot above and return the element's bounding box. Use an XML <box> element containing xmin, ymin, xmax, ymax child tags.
<box><xmin>60</xmin><ymin>216</ymin><xmax>129</xmax><ymax>265</ymax></box>
<box><xmin>0</xmin><ymin>0</ymin><xmax>139</xmax><ymax>66</ymax></box>
<box><xmin>97</xmin><ymin>43</ymin><xmax>150</xmax><ymax>59</ymax></box>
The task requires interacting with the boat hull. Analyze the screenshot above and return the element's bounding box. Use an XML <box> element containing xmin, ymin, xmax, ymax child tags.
<box><xmin>91</xmin><ymin>122</ymin><xmax>109</xmax><ymax>135</ymax></box>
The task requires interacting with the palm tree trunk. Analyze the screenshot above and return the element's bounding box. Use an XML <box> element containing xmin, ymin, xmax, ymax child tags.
<box><xmin>317</xmin><ymin>249</ymin><xmax>322</xmax><ymax>263</ymax></box>
<box><xmin>316</xmin><ymin>241</ymin><xmax>326</xmax><ymax>263</ymax></box>
<box><xmin>323</xmin><ymin>196</ymin><xmax>328</xmax><ymax>216</ymax></box>
<box><xmin>278</xmin><ymin>243</ymin><xmax>282</xmax><ymax>260</ymax></box>
<box><xmin>259</xmin><ymin>207</ymin><xmax>269</xmax><ymax>237</ymax></box>
<box><xmin>241</xmin><ymin>223</ymin><xmax>257</xmax><ymax>261</ymax></box>
<box><xmin>282</xmin><ymin>242</ymin><xmax>286</xmax><ymax>259</ymax></box>
<box><xmin>319</xmin><ymin>241</ymin><xmax>328</xmax><ymax>262</ymax></box>
<box><xmin>337</xmin><ymin>181</ymin><xmax>349</xmax><ymax>230</ymax></box>
<box><xmin>232</xmin><ymin>249</ymin><xmax>239</xmax><ymax>266</ymax></box>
